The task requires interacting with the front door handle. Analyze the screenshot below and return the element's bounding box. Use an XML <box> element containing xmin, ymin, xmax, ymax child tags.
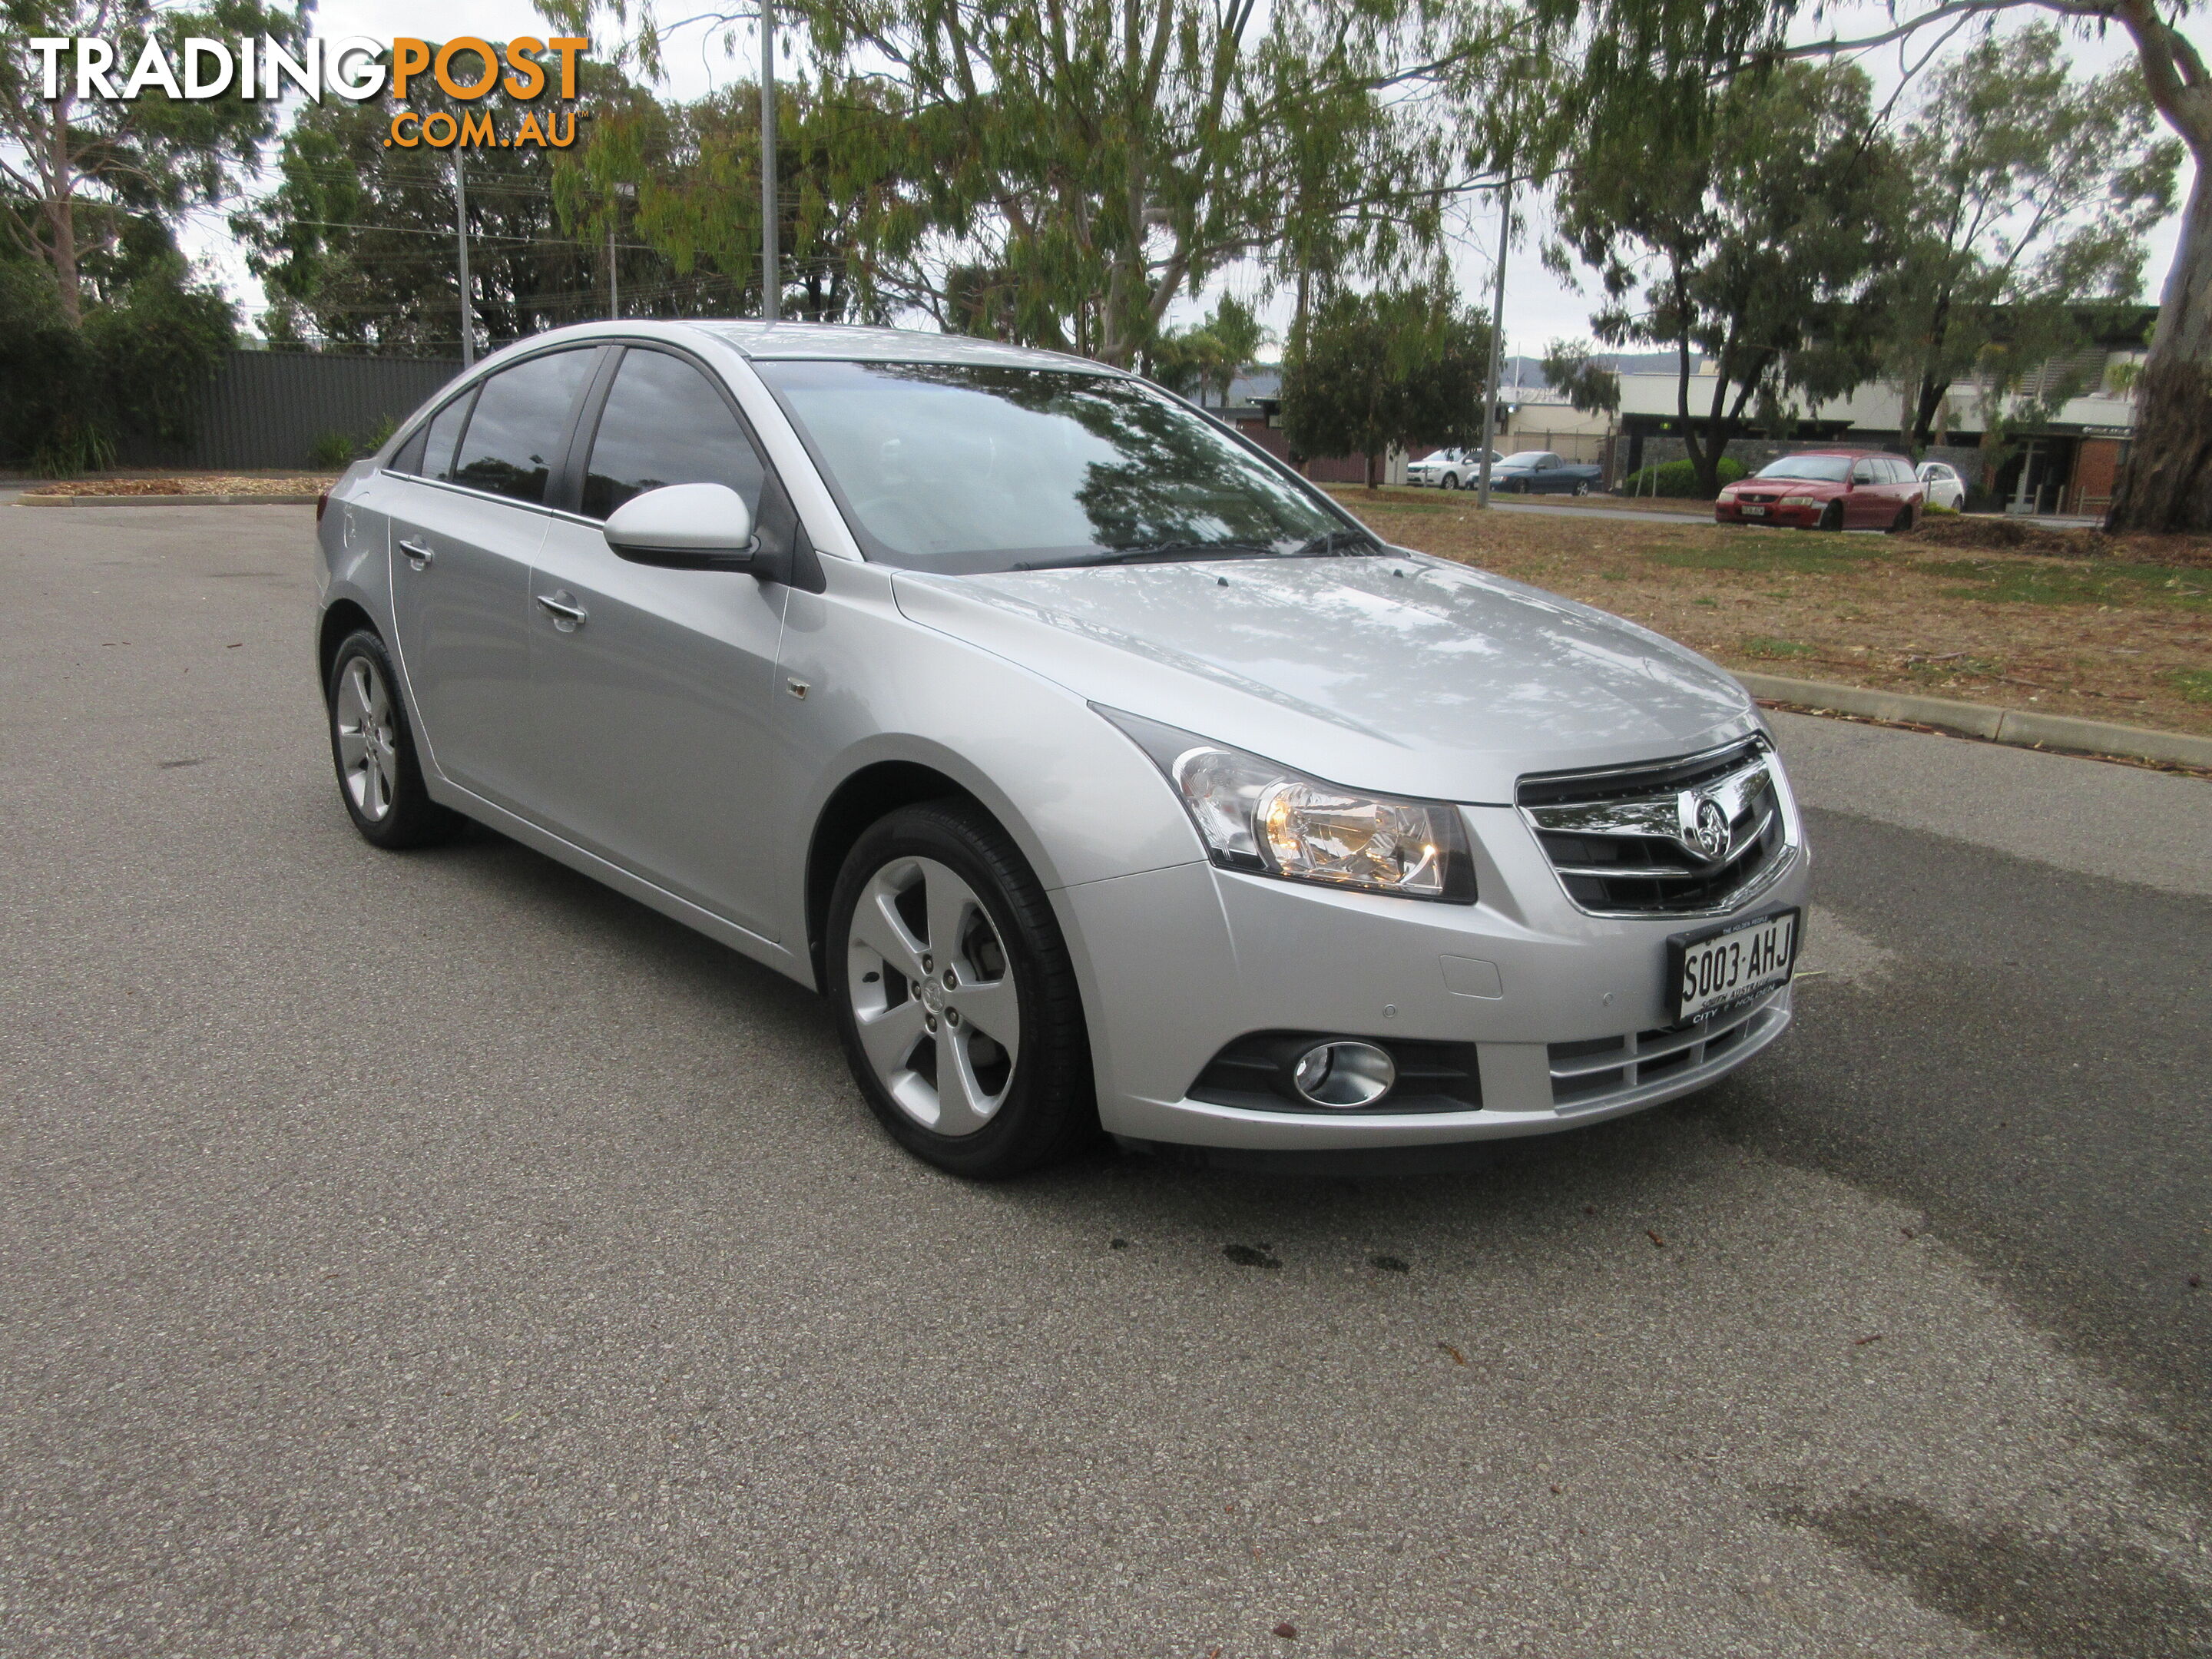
<box><xmin>398</xmin><ymin>537</ymin><xmax>435</xmax><ymax>568</ymax></box>
<box><xmin>535</xmin><ymin>590</ymin><xmax>588</xmax><ymax>631</ymax></box>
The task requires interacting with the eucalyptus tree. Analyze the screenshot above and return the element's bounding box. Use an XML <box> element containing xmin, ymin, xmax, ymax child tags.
<box><xmin>542</xmin><ymin>0</ymin><xmax>1515</xmax><ymax>366</ymax></box>
<box><xmin>1553</xmin><ymin>59</ymin><xmax>1903</xmax><ymax>498</ymax></box>
<box><xmin>1880</xmin><ymin>24</ymin><xmax>2179</xmax><ymax>458</ymax></box>
<box><xmin>1529</xmin><ymin>0</ymin><xmax>2209</xmax><ymax>531</ymax></box>
<box><xmin>0</xmin><ymin>0</ymin><xmax>306</xmax><ymax>326</ymax></box>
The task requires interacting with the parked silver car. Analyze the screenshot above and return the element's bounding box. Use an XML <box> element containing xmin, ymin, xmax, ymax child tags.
<box><xmin>316</xmin><ymin>321</ymin><xmax>1808</xmax><ymax>1177</ymax></box>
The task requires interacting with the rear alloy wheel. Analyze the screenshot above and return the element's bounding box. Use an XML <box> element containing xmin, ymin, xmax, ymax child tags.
<box><xmin>828</xmin><ymin>801</ymin><xmax>1095</xmax><ymax>1177</ymax></box>
<box><xmin>1888</xmin><ymin>505</ymin><xmax>1915</xmax><ymax>534</ymax></box>
<box><xmin>1573</xmin><ymin>480</ymin><xmax>1591</xmax><ymax>496</ymax></box>
<box><xmin>1820</xmin><ymin>502</ymin><xmax>1845</xmax><ymax>532</ymax></box>
<box><xmin>326</xmin><ymin>630</ymin><xmax>462</xmax><ymax>849</ymax></box>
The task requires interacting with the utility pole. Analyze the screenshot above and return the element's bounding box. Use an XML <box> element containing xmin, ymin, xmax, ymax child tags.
<box><xmin>609</xmin><ymin>182</ymin><xmax>634</xmax><ymax>320</ymax></box>
<box><xmin>455</xmin><ymin>152</ymin><xmax>474</xmax><ymax>368</ymax></box>
<box><xmin>760</xmin><ymin>0</ymin><xmax>778</xmax><ymax>323</ymax></box>
<box><xmin>1475</xmin><ymin>175</ymin><xmax>1510</xmax><ymax>507</ymax></box>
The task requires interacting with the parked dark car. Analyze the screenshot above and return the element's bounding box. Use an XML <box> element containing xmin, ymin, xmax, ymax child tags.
<box><xmin>1714</xmin><ymin>450</ymin><xmax>1924</xmax><ymax>531</ymax></box>
<box><xmin>1491</xmin><ymin>452</ymin><xmax>1603</xmax><ymax>495</ymax></box>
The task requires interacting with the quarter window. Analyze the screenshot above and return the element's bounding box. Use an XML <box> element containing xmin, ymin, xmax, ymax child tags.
<box><xmin>582</xmin><ymin>349</ymin><xmax>767</xmax><ymax>521</ymax></box>
<box><xmin>452</xmin><ymin>349</ymin><xmax>597</xmax><ymax>505</ymax></box>
<box><xmin>417</xmin><ymin>392</ymin><xmax>473</xmax><ymax>482</ymax></box>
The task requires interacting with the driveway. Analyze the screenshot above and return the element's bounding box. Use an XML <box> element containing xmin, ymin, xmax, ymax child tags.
<box><xmin>3</xmin><ymin>505</ymin><xmax>2207</xmax><ymax>1657</ymax></box>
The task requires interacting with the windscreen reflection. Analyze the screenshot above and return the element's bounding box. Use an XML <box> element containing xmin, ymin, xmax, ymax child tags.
<box><xmin>755</xmin><ymin>359</ymin><xmax>1348</xmax><ymax>574</ymax></box>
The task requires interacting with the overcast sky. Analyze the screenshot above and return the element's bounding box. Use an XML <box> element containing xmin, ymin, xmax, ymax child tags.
<box><xmin>173</xmin><ymin>2</ymin><xmax>2192</xmax><ymax>361</ymax></box>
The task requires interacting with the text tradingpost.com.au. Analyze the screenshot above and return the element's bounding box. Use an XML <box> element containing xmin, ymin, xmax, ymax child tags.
<box><xmin>23</xmin><ymin>36</ymin><xmax>591</xmax><ymax>150</ymax></box>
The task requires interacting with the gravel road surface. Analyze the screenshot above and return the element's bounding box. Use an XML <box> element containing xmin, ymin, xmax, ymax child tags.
<box><xmin>3</xmin><ymin>505</ymin><xmax>2207</xmax><ymax>1657</ymax></box>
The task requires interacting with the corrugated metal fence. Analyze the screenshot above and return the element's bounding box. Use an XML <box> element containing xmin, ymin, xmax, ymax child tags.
<box><xmin>118</xmin><ymin>351</ymin><xmax>462</xmax><ymax>471</ymax></box>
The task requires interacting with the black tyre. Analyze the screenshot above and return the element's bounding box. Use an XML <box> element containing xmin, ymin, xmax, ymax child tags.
<box><xmin>1441</xmin><ymin>473</ymin><xmax>1459</xmax><ymax>492</ymax></box>
<box><xmin>326</xmin><ymin>629</ymin><xmax>464</xmax><ymax>849</ymax></box>
<box><xmin>1888</xmin><ymin>505</ymin><xmax>1915</xmax><ymax>534</ymax></box>
<box><xmin>827</xmin><ymin>800</ymin><xmax>1096</xmax><ymax>1178</ymax></box>
<box><xmin>1573</xmin><ymin>480</ymin><xmax>1591</xmax><ymax>496</ymax></box>
<box><xmin>1820</xmin><ymin>501</ymin><xmax>1845</xmax><ymax>532</ymax></box>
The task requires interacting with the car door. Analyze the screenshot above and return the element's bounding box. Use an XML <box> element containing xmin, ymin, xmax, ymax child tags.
<box><xmin>1534</xmin><ymin>453</ymin><xmax>1565</xmax><ymax>492</ymax></box>
<box><xmin>1846</xmin><ymin>458</ymin><xmax>1886</xmax><ymax>527</ymax></box>
<box><xmin>385</xmin><ymin>347</ymin><xmax>600</xmax><ymax>814</ymax></box>
<box><xmin>525</xmin><ymin>344</ymin><xmax>793</xmax><ymax>939</ymax></box>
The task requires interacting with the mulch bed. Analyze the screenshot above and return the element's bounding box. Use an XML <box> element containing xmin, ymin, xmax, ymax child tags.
<box><xmin>22</xmin><ymin>475</ymin><xmax>336</xmax><ymax>498</ymax></box>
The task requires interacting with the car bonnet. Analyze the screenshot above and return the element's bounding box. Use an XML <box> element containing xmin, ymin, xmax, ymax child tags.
<box><xmin>890</xmin><ymin>554</ymin><xmax>1757</xmax><ymax>803</ymax></box>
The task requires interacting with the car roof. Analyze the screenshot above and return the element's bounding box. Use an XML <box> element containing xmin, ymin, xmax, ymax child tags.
<box><xmin>695</xmin><ymin>320</ymin><xmax>1112</xmax><ymax>373</ymax></box>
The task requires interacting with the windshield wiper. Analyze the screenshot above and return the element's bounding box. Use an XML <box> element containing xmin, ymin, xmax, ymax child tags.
<box><xmin>1292</xmin><ymin>527</ymin><xmax>1384</xmax><ymax>558</ymax></box>
<box><xmin>1012</xmin><ymin>541</ymin><xmax>1281</xmax><ymax>571</ymax></box>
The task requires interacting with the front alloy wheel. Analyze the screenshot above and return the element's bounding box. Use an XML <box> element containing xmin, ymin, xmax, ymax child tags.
<box><xmin>846</xmin><ymin>856</ymin><xmax>1022</xmax><ymax>1137</ymax></box>
<box><xmin>827</xmin><ymin>802</ymin><xmax>1094</xmax><ymax>1177</ymax></box>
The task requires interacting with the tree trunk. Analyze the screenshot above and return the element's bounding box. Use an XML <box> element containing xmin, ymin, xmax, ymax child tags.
<box><xmin>45</xmin><ymin>109</ymin><xmax>83</xmax><ymax>327</ymax></box>
<box><xmin>2108</xmin><ymin>159</ymin><xmax>2212</xmax><ymax>531</ymax></box>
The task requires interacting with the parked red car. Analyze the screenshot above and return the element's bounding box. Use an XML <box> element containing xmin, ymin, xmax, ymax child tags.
<box><xmin>1714</xmin><ymin>450</ymin><xmax>1924</xmax><ymax>531</ymax></box>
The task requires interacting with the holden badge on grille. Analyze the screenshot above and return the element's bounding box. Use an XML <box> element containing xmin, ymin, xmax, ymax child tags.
<box><xmin>1679</xmin><ymin>792</ymin><xmax>1733</xmax><ymax>863</ymax></box>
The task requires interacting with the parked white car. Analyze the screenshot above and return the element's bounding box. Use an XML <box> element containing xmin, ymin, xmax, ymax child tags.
<box><xmin>1407</xmin><ymin>447</ymin><xmax>1502</xmax><ymax>489</ymax></box>
<box><xmin>1917</xmin><ymin>461</ymin><xmax>1966</xmax><ymax>511</ymax></box>
<box><xmin>316</xmin><ymin>321</ymin><xmax>1807</xmax><ymax>1177</ymax></box>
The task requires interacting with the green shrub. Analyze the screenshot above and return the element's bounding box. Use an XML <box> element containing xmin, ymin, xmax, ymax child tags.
<box><xmin>307</xmin><ymin>430</ymin><xmax>357</xmax><ymax>469</ymax></box>
<box><xmin>1922</xmin><ymin>499</ymin><xmax>1959</xmax><ymax>515</ymax></box>
<box><xmin>0</xmin><ymin>248</ymin><xmax>233</xmax><ymax>475</ymax></box>
<box><xmin>1618</xmin><ymin>456</ymin><xmax>1747</xmax><ymax>498</ymax></box>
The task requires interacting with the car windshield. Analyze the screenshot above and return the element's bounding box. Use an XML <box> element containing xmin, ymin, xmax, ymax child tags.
<box><xmin>1499</xmin><ymin>452</ymin><xmax>1549</xmax><ymax>466</ymax></box>
<box><xmin>1418</xmin><ymin>450</ymin><xmax>1455</xmax><ymax>465</ymax></box>
<box><xmin>1755</xmin><ymin>455</ymin><xmax>1852</xmax><ymax>482</ymax></box>
<box><xmin>753</xmin><ymin>359</ymin><xmax>1358</xmax><ymax>573</ymax></box>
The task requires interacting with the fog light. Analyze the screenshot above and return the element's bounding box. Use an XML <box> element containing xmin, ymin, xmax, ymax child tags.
<box><xmin>1288</xmin><ymin>1041</ymin><xmax>1397</xmax><ymax>1109</ymax></box>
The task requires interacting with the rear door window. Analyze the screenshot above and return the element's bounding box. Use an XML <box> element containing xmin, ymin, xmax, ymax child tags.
<box><xmin>581</xmin><ymin>349</ymin><xmax>767</xmax><ymax>521</ymax></box>
<box><xmin>452</xmin><ymin>349</ymin><xmax>598</xmax><ymax>505</ymax></box>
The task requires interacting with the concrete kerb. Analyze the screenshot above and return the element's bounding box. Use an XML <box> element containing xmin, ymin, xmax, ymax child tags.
<box><xmin>1734</xmin><ymin>670</ymin><xmax>2212</xmax><ymax>772</ymax></box>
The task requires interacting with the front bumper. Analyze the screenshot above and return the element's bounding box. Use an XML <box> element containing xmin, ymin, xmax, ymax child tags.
<box><xmin>1714</xmin><ymin>498</ymin><xmax>1825</xmax><ymax>527</ymax></box>
<box><xmin>1057</xmin><ymin>803</ymin><xmax>1808</xmax><ymax>1149</ymax></box>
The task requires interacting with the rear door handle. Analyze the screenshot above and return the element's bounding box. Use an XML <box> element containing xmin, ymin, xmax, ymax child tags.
<box><xmin>398</xmin><ymin>538</ymin><xmax>434</xmax><ymax>568</ymax></box>
<box><xmin>535</xmin><ymin>590</ymin><xmax>588</xmax><ymax>631</ymax></box>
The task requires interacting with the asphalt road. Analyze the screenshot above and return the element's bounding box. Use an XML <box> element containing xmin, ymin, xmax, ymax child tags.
<box><xmin>3</xmin><ymin>505</ymin><xmax>2208</xmax><ymax>1658</ymax></box>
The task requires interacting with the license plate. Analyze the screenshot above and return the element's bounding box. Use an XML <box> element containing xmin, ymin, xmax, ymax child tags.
<box><xmin>1740</xmin><ymin>504</ymin><xmax>1767</xmax><ymax>517</ymax></box>
<box><xmin>1667</xmin><ymin>908</ymin><xmax>1799</xmax><ymax>1022</ymax></box>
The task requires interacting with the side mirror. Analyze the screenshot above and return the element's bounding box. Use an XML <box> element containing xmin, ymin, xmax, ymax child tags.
<box><xmin>602</xmin><ymin>482</ymin><xmax>762</xmax><ymax>573</ymax></box>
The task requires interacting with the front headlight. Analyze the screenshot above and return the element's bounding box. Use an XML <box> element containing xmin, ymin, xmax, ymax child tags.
<box><xmin>1782</xmin><ymin>495</ymin><xmax>1823</xmax><ymax>508</ymax></box>
<box><xmin>1094</xmin><ymin>706</ymin><xmax>1476</xmax><ymax>902</ymax></box>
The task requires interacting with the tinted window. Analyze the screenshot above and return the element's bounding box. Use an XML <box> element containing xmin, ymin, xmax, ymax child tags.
<box><xmin>1500</xmin><ymin>452</ymin><xmax>1549</xmax><ymax>466</ymax></box>
<box><xmin>452</xmin><ymin>349</ymin><xmax>596</xmax><ymax>504</ymax></box>
<box><xmin>582</xmin><ymin>349</ymin><xmax>767</xmax><ymax>521</ymax></box>
<box><xmin>756</xmin><ymin>359</ymin><xmax>1346</xmax><ymax>575</ymax></box>
<box><xmin>391</xmin><ymin>420</ymin><xmax>429</xmax><ymax>475</ymax></box>
<box><xmin>418</xmin><ymin>392</ymin><xmax>473</xmax><ymax>482</ymax></box>
<box><xmin>1851</xmin><ymin>460</ymin><xmax>1879</xmax><ymax>483</ymax></box>
<box><xmin>1756</xmin><ymin>455</ymin><xmax>1849</xmax><ymax>482</ymax></box>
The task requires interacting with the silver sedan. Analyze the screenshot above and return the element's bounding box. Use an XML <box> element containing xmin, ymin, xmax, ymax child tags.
<box><xmin>316</xmin><ymin>322</ymin><xmax>1809</xmax><ymax>1177</ymax></box>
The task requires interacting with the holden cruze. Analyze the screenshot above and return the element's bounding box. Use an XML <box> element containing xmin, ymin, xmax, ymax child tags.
<box><xmin>315</xmin><ymin>321</ymin><xmax>1808</xmax><ymax>1177</ymax></box>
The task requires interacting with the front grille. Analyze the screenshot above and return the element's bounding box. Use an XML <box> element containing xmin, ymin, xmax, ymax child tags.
<box><xmin>1517</xmin><ymin>736</ymin><xmax>1793</xmax><ymax>917</ymax></box>
<box><xmin>1190</xmin><ymin>1031</ymin><xmax>1482</xmax><ymax>1115</ymax></box>
<box><xmin>1548</xmin><ymin>990</ymin><xmax>1787</xmax><ymax>1109</ymax></box>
